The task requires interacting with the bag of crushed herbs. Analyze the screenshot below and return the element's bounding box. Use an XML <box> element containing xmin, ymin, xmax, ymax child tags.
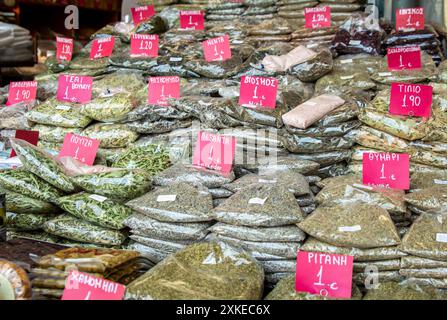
<box><xmin>2</xmin><ymin>188</ymin><xmax>59</xmax><ymax>215</ymax></box>
<box><xmin>82</xmin><ymin>123</ymin><xmax>139</xmax><ymax>148</ymax></box>
<box><xmin>10</xmin><ymin>138</ymin><xmax>76</xmax><ymax>193</ymax></box>
<box><xmin>111</xmin><ymin>144</ymin><xmax>171</xmax><ymax>174</ymax></box>
<box><xmin>33</xmin><ymin>124</ymin><xmax>82</xmax><ymax>144</ymax></box>
<box><xmin>281</xmin><ymin>132</ymin><xmax>355</xmax><ymax>154</ymax></box>
<box><xmin>399</xmin><ymin>267</ymin><xmax>447</xmax><ymax>279</ymax></box>
<box><xmin>401</xmin><ymin>256</ymin><xmax>447</xmax><ymax>269</ymax></box>
<box><xmin>289</xmin><ymin>48</ymin><xmax>333</xmax><ymax>82</ymax></box>
<box><xmin>126</xmin><ymin>183</ymin><xmax>213</xmax><ymax>223</ymax></box>
<box><xmin>404</xmin><ymin>186</ymin><xmax>447</xmax><ymax>213</ymax></box>
<box><xmin>130</xmin><ymin>234</ymin><xmax>192</xmax><ymax>254</ymax></box>
<box><xmin>125</xmin><ymin>241</ymin><xmax>264</xmax><ymax>300</ymax></box>
<box><xmin>353</xmin><ymin>259</ymin><xmax>402</xmax><ymax>273</ymax></box>
<box><xmin>238</xmin><ymin>155</ymin><xmax>320</xmax><ymax>176</ymax></box>
<box><xmin>6</xmin><ymin>212</ymin><xmax>56</xmax><ymax>231</ymax></box>
<box><xmin>126</xmin><ymin>118</ymin><xmax>192</xmax><ymax>134</ymax></box>
<box><xmin>363</xmin><ymin>281</ymin><xmax>447</xmax><ymax>300</ymax></box>
<box><xmin>315</xmin><ymin>72</ymin><xmax>376</xmax><ymax>97</ymax></box>
<box><xmin>285</xmin><ymin>120</ymin><xmax>361</xmax><ymax>138</ymax></box>
<box><xmin>0</xmin><ymin>102</ymin><xmax>34</xmax><ymax>130</ymax></box>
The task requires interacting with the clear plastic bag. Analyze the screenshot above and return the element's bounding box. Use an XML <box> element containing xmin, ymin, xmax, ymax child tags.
<box><xmin>400</xmin><ymin>268</ymin><xmax>447</xmax><ymax>279</ymax></box>
<box><xmin>285</xmin><ymin>120</ymin><xmax>361</xmax><ymax>137</ymax></box>
<box><xmin>401</xmin><ymin>256</ymin><xmax>447</xmax><ymax>269</ymax></box>
<box><xmin>126</xmin><ymin>118</ymin><xmax>192</xmax><ymax>134</ymax></box>
<box><xmin>130</xmin><ymin>234</ymin><xmax>192</xmax><ymax>254</ymax></box>
<box><xmin>6</xmin><ymin>212</ymin><xmax>56</xmax><ymax>231</ymax></box>
<box><xmin>82</xmin><ymin>123</ymin><xmax>139</xmax><ymax>148</ymax></box>
<box><xmin>404</xmin><ymin>186</ymin><xmax>447</xmax><ymax>213</ymax></box>
<box><xmin>33</xmin><ymin>124</ymin><xmax>82</xmax><ymax>143</ymax></box>
<box><xmin>0</xmin><ymin>102</ymin><xmax>34</xmax><ymax>130</ymax></box>
<box><xmin>289</xmin><ymin>48</ymin><xmax>333</xmax><ymax>82</ymax></box>
<box><xmin>111</xmin><ymin>144</ymin><xmax>171</xmax><ymax>174</ymax></box>
<box><xmin>2</xmin><ymin>188</ymin><xmax>59</xmax><ymax>215</ymax></box>
<box><xmin>281</xmin><ymin>132</ymin><xmax>355</xmax><ymax>154</ymax></box>
<box><xmin>353</xmin><ymin>259</ymin><xmax>401</xmax><ymax>273</ymax></box>
<box><xmin>363</xmin><ymin>281</ymin><xmax>447</xmax><ymax>300</ymax></box>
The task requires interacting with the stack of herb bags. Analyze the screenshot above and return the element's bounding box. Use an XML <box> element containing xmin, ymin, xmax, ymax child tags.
<box><xmin>290</xmin><ymin>26</ymin><xmax>339</xmax><ymax>50</ymax></box>
<box><xmin>206</xmin><ymin>1</ymin><xmax>246</xmax><ymax>22</ymax></box>
<box><xmin>246</xmin><ymin>18</ymin><xmax>294</xmax><ymax>44</ymax></box>
<box><xmin>317</xmin><ymin>0</ymin><xmax>366</xmax><ymax>25</ymax></box>
<box><xmin>241</xmin><ymin>0</ymin><xmax>278</xmax><ymax>23</ymax></box>
<box><xmin>30</xmin><ymin>247</ymin><xmax>154</xmax><ymax>300</ymax></box>
<box><xmin>124</xmin><ymin>183</ymin><xmax>214</xmax><ymax>263</ymax></box>
<box><xmin>276</xmin><ymin>0</ymin><xmax>318</xmax><ymax>28</ymax></box>
<box><xmin>209</xmin><ymin>182</ymin><xmax>306</xmax><ymax>288</ymax></box>
<box><xmin>363</xmin><ymin>281</ymin><xmax>447</xmax><ymax>300</ymax></box>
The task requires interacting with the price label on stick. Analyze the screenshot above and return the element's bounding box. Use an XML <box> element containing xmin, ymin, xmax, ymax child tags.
<box><xmin>387</xmin><ymin>46</ymin><xmax>421</xmax><ymax>71</ymax></box>
<box><xmin>6</xmin><ymin>81</ymin><xmax>37</xmax><ymax>106</ymax></box>
<box><xmin>304</xmin><ymin>6</ymin><xmax>331</xmax><ymax>29</ymax></box>
<box><xmin>57</xmin><ymin>74</ymin><xmax>93</xmax><ymax>104</ymax></box>
<box><xmin>10</xmin><ymin>130</ymin><xmax>39</xmax><ymax>158</ymax></box>
<box><xmin>130</xmin><ymin>34</ymin><xmax>158</xmax><ymax>57</ymax></box>
<box><xmin>59</xmin><ymin>133</ymin><xmax>100</xmax><ymax>166</ymax></box>
<box><xmin>295</xmin><ymin>251</ymin><xmax>353</xmax><ymax>299</ymax></box>
<box><xmin>192</xmin><ymin>131</ymin><xmax>236</xmax><ymax>175</ymax></box>
<box><xmin>148</xmin><ymin>76</ymin><xmax>180</xmax><ymax>107</ymax></box>
<box><xmin>179</xmin><ymin>11</ymin><xmax>205</xmax><ymax>30</ymax></box>
<box><xmin>90</xmin><ymin>37</ymin><xmax>115</xmax><ymax>60</ymax></box>
<box><xmin>56</xmin><ymin>36</ymin><xmax>74</xmax><ymax>61</ymax></box>
<box><xmin>131</xmin><ymin>5</ymin><xmax>155</xmax><ymax>25</ymax></box>
<box><xmin>362</xmin><ymin>152</ymin><xmax>410</xmax><ymax>190</ymax></box>
<box><xmin>62</xmin><ymin>270</ymin><xmax>125</xmax><ymax>300</ymax></box>
<box><xmin>239</xmin><ymin>76</ymin><xmax>278</xmax><ymax>109</ymax></box>
<box><xmin>396</xmin><ymin>7</ymin><xmax>424</xmax><ymax>31</ymax></box>
<box><xmin>389</xmin><ymin>83</ymin><xmax>432</xmax><ymax>118</ymax></box>
<box><xmin>202</xmin><ymin>35</ymin><xmax>231</xmax><ymax>62</ymax></box>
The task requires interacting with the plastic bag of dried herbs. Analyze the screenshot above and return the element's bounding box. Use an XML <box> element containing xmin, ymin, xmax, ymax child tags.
<box><xmin>281</xmin><ymin>132</ymin><xmax>355</xmax><ymax>154</ymax></box>
<box><xmin>130</xmin><ymin>234</ymin><xmax>192</xmax><ymax>254</ymax></box>
<box><xmin>6</xmin><ymin>212</ymin><xmax>56</xmax><ymax>231</ymax></box>
<box><xmin>315</xmin><ymin>72</ymin><xmax>376</xmax><ymax>96</ymax></box>
<box><xmin>126</xmin><ymin>183</ymin><xmax>213</xmax><ymax>223</ymax></box>
<box><xmin>10</xmin><ymin>138</ymin><xmax>76</xmax><ymax>193</ymax></box>
<box><xmin>363</xmin><ymin>281</ymin><xmax>447</xmax><ymax>300</ymax></box>
<box><xmin>82</xmin><ymin>123</ymin><xmax>139</xmax><ymax>148</ymax></box>
<box><xmin>25</xmin><ymin>98</ymin><xmax>92</xmax><ymax>128</ymax></box>
<box><xmin>111</xmin><ymin>144</ymin><xmax>171</xmax><ymax>174</ymax></box>
<box><xmin>125</xmin><ymin>241</ymin><xmax>264</xmax><ymax>300</ymax></box>
<box><xmin>404</xmin><ymin>186</ymin><xmax>447</xmax><ymax>213</ymax></box>
<box><xmin>126</xmin><ymin>118</ymin><xmax>192</xmax><ymax>134</ymax></box>
<box><xmin>92</xmin><ymin>70</ymin><xmax>146</xmax><ymax>96</ymax></box>
<box><xmin>0</xmin><ymin>102</ymin><xmax>34</xmax><ymax>130</ymax></box>
<box><xmin>33</xmin><ymin>124</ymin><xmax>82</xmax><ymax>144</ymax></box>
<box><xmin>238</xmin><ymin>155</ymin><xmax>320</xmax><ymax>176</ymax></box>
<box><xmin>289</xmin><ymin>48</ymin><xmax>333</xmax><ymax>82</ymax></box>
<box><xmin>2</xmin><ymin>188</ymin><xmax>59</xmax><ymax>215</ymax></box>
<box><xmin>0</xmin><ymin>169</ymin><xmax>64</xmax><ymax>203</ymax></box>
<box><xmin>6</xmin><ymin>230</ymin><xmax>60</xmax><ymax>243</ymax></box>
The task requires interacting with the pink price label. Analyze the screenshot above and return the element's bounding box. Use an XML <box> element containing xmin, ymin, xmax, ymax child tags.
<box><xmin>56</xmin><ymin>36</ymin><xmax>74</xmax><ymax>62</ymax></box>
<box><xmin>6</xmin><ymin>81</ymin><xmax>37</xmax><ymax>106</ymax></box>
<box><xmin>305</xmin><ymin>6</ymin><xmax>331</xmax><ymax>29</ymax></box>
<box><xmin>295</xmin><ymin>251</ymin><xmax>353</xmax><ymax>299</ymax></box>
<box><xmin>396</xmin><ymin>7</ymin><xmax>424</xmax><ymax>31</ymax></box>
<box><xmin>362</xmin><ymin>152</ymin><xmax>410</xmax><ymax>190</ymax></box>
<box><xmin>90</xmin><ymin>37</ymin><xmax>115</xmax><ymax>60</ymax></box>
<box><xmin>389</xmin><ymin>83</ymin><xmax>432</xmax><ymax>118</ymax></box>
<box><xmin>62</xmin><ymin>270</ymin><xmax>126</xmax><ymax>300</ymax></box>
<box><xmin>57</xmin><ymin>74</ymin><xmax>93</xmax><ymax>104</ymax></box>
<box><xmin>59</xmin><ymin>133</ymin><xmax>100</xmax><ymax>166</ymax></box>
<box><xmin>192</xmin><ymin>131</ymin><xmax>236</xmax><ymax>175</ymax></box>
<box><xmin>130</xmin><ymin>34</ymin><xmax>159</xmax><ymax>57</ymax></box>
<box><xmin>387</xmin><ymin>46</ymin><xmax>421</xmax><ymax>71</ymax></box>
<box><xmin>179</xmin><ymin>11</ymin><xmax>205</xmax><ymax>30</ymax></box>
<box><xmin>148</xmin><ymin>76</ymin><xmax>180</xmax><ymax>106</ymax></box>
<box><xmin>131</xmin><ymin>5</ymin><xmax>155</xmax><ymax>25</ymax></box>
<box><xmin>239</xmin><ymin>76</ymin><xmax>278</xmax><ymax>109</ymax></box>
<box><xmin>10</xmin><ymin>130</ymin><xmax>39</xmax><ymax>158</ymax></box>
<box><xmin>202</xmin><ymin>35</ymin><xmax>231</xmax><ymax>62</ymax></box>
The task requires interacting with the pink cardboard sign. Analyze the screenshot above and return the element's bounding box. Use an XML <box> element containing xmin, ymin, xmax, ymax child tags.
<box><xmin>179</xmin><ymin>11</ymin><xmax>205</xmax><ymax>30</ymax></box>
<box><xmin>130</xmin><ymin>34</ymin><xmax>159</xmax><ymax>57</ymax></box>
<box><xmin>239</xmin><ymin>76</ymin><xmax>278</xmax><ymax>109</ymax></box>
<box><xmin>10</xmin><ymin>130</ymin><xmax>39</xmax><ymax>158</ymax></box>
<box><xmin>305</xmin><ymin>6</ymin><xmax>331</xmax><ymax>29</ymax></box>
<box><xmin>56</xmin><ymin>36</ymin><xmax>74</xmax><ymax>62</ymax></box>
<box><xmin>192</xmin><ymin>131</ymin><xmax>236</xmax><ymax>175</ymax></box>
<box><xmin>295</xmin><ymin>251</ymin><xmax>353</xmax><ymax>299</ymax></box>
<box><xmin>62</xmin><ymin>270</ymin><xmax>126</xmax><ymax>300</ymax></box>
<box><xmin>387</xmin><ymin>46</ymin><xmax>421</xmax><ymax>71</ymax></box>
<box><xmin>59</xmin><ymin>133</ymin><xmax>100</xmax><ymax>166</ymax></box>
<box><xmin>57</xmin><ymin>74</ymin><xmax>93</xmax><ymax>104</ymax></box>
<box><xmin>90</xmin><ymin>37</ymin><xmax>115</xmax><ymax>60</ymax></box>
<box><xmin>202</xmin><ymin>35</ymin><xmax>231</xmax><ymax>62</ymax></box>
<box><xmin>131</xmin><ymin>5</ymin><xmax>155</xmax><ymax>25</ymax></box>
<box><xmin>389</xmin><ymin>83</ymin><xmax>432</xmax><ymax>118</ymax></box>
<box><xmin>6</xmin><ymin>81</ymin><xmax>37</xmax><ymax>106</ymax></box>
<box><xmin>396</xmin><ymin>7</ymin><xmax>424</xmax><ymax>31</ymax></box>
<box><xmin>148</xmin><ymin>76</ymin><xmax>180</xmax><ymax>107</ymax></box>
<box><xmin>362</xmin><ymin>152</ymin><xmax>410</xmax><ymax>190</ymax></box>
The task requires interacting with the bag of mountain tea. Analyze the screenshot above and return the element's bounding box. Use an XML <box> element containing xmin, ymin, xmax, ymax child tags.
<box><xmin>82</xmin><ymin>123</ymin><xmax>139</xmax><ymax>148</ymax></box>
<box><xmin>33</xmin><ymin>124</ymin><xmax>82</xmax><ymax>144</ymax></box>
<box><xmin>6</xmin><ymin>212</ymin><xmax>56</xmax><ymax>231</ymax></box>
<box><xmin>404</xmin><ymin>186</ymin><xmax>447</xmax><ymax>213</ymax></box>
<box><xmin>2</xmin><ymin>187</ymin><xmax>59</xmax><ymax>215</ymax></box>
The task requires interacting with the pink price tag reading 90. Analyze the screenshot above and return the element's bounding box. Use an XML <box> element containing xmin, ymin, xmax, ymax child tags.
<box><xmin>387</xmin><ymin>46</ymin><xmax>421</xmax><ymax>71</ymax></box>
<box><xmin>239</xmin><ymin>76</ymin><xmax>278</xmax><ymax>109</ymax></box>
<box><xmin>389</xmin><ymin>83</ymin><xmax>433</xmax><ymax>118</ymax></box>
<box><xmin>148</xmin><ymin>76</ymin><xmax>180</xmax><ymax>107</ymax></box>
<box><xmin>6</xmin><ymin>81</ymin><xmax>37</xmax><ymax>106</ymax></box>
<box><xmin>179</xmin><ymin>11</ymin><xmax>205</xmax><ymax>30</ymax></box>
<box><xmin>295</xmin><ymin>251</ymin><xmax>353</xmax><ymax>299</ymax></box>
<box><xmin>56</xmin><ymin>36</ymin><xmax>74</xmax><ymax>62</ymax></box>
<box><xmin>396</xmin><ymin>7</ymin><xmax>424</xmax><ymax>31</ymax></box>
<box><xmin>90</xmin><ymin>37</ymin><xmax>115</xmax><ymax>60</ymax></box>
<box><xmin>192</xmin><ymin>131</ymin><xmax>236</xmax><ymax>175</ymax></box>
<box><xmin>304</xmin><ymin>6</ymin><xmax>331</xmax><ymax>29</ymax></box>
<box><xmin>131</xmin><ymin>5</ymin><xmax>155</xmax><ymax>25</ymax></box>
<box><xmin>57</xmin><ymin>74</ymin><xmax>93</xmax><ymax>104</ymax></box>
<box><xmin>59</xmin><ymin>133</ymin><xmax>100</xmax><ymax>166</ymax></box>
<box><xmin>202</xmin><ymin>35</ymin><xmax>231</xmax><ymax>62</ymax></box>
<box><xmin>130</xmin><ymin>34</ymin><xmax>159</xmax><ymax>57</ymax></box>
<box><xmin>362</xmin><ymin>152</ymin><xmax>410</xmax><ymax>190</ymax></box>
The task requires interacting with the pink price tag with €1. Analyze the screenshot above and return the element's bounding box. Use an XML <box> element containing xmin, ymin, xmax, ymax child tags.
<box><xmin>304</xmin><ymin>6</ymin><xmax>331</xmax><ymax>29</ymax></box>
<box><xmin>179</xmin><ymin>11</ymin><xmax>204</xmax><ymax>30</ymax></box>
<box><xmin>389</xmin><ymin>83</ymin><xmax>432</xmax><ymax>118</ymax></box>
<box><xmin>59</xmin><ymin>133</ymin><xmax>100</xmax><ymax>166</ymax></box>
<box><xmin>90</xmin><ymin>37</ymin><xmax>115</xmax><ymax>60</ymax></box>
<box><xmin>6</xmin><ymin>81</ymin><xmax>37</xmax><ymax>106</ymax></box>
<box><xmin>130</xmin><ymin>34</ymin><xmax>159</xmax><ymax>57</ymax></box>
<box><xmin>239</xmin><ymin>76</ymin><xmax>278</xmax><ymax>109</ymax></box>
<box><xmin>362</xmin><ymin>152</ymin><xmax>410</xmax><ymax>190</ymax></box>
<box><xmin>131</xmin><ymin>5</ymin><xmax>155</xmax><ymax>25</ymax></box>
<box><xmin>57</xmin><ymin>74</ymin><xmax>93</xmax><ymax>104</ymax></box>
<box><xmin>202</xmin><ymin>35</ymin><xmax>231</xmax><ymax>62</ymax></box>
<box><xmin>56</xmin><ymin>36</ymin><xmax>74</xmax><ymax>62</ymax></box>
<box><xmin>192</xmin><ymin>131</ymin><xmax>236</xmax><ymax>175</ymax></box>
<box><xmin>148</xmin><ymin>76</ymin><xmax>180</xmax><ymax>107</ymax></box>
<box><xmin>396</xmin><ymin>7</ymin><xmax>424</xmax><ymax>31</ymax></box>
<box><xmin>387</xmin><ymin>46</ymin><xmax>421</xmax><ymax>71</ymax></box>
<box><xmin>295</xmin><ymin>251</ymin><xmax>353</xmax><ymax>299</ymax></box>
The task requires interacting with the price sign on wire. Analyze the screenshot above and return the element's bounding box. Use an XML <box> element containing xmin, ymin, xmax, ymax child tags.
<box><xmin>56</xmin><ymin>36</ymin><xmax>74</xmax><ymax>61</ymax></box>
<box><xmin>6</xmin><ymin>81</ymin><xmax>37</xmax><ymax>106</ymax></box>
<box><xmin>59</xmin><ymin>133</ymin><xmax>100</xmax><ymax>166</ymax></box>
<box><xmin>179</xmin><ymin>11</ymin><xmax>205</xmax><ymax>30</ymax></box>
<box><xmin>396</xmin><ymin>7</ymin><xmax>424</xmax><ymax>31</ymax></box>
<box><xmin>57</xmin><ymin>74</ymin><xmax>93</xmax><ymax>104</ymax></box>
<box><xmin>295</xmin><ymin>251</ymin><xmax>353</xmax><ymax>299</ymax></box>
<box><xmin>62</xmin><ymin>270</ymin><xmax>126</xmax><ymax>300</ymax></box>
<box><xmin>130</xmin><ymin>34</ymin><xmax>159</xmax><ymax>57</ymax></box>
<box><xmin>239</xmin><ymin>76</ymin><xmax>278</xmax><ymax>109</ymax></box>
<box><xmin>131</xmin><ymin>5</ymin><xmax>155</xmax><ymax>25</ymax></box>
<box><xmin>202</xmin><ymin>35</ymin><xmax>231</xmax><ymax>62</ymax></box>
<box><xmin>10</xmin><ymin>130</ymin><xmax>39</xmax><ymax>158</ymax></box>
<box><xmin>148</xmin><ymin>76</ymin><xmax>180</xmax><ymax>107</ymax></box>
<box><xmin>192</xmin><ymin>131</ymin><xmax>236</xmax><ymax>175</ymax></box>
<box><xmin>389</xmin><ymin>83</ymin><xmax>432</xmax><ymax>118</ymax></box>
<box><xmin>362</xmin><ymin>152</ymin><xmax>410</xmax><ymax>190</ymax></box>
<box><xmin>304</xmin><ymin>6</ymin><xmax>331</xmax><ymax>29</ymax></box>
<box><xmin>387</xmin><ymin>46</ymin><xmax>421</xmax><ymax>71</ymax></box>
<box><xmin>90</xmin><ymin>36</ymin><xmax>115</xmax><ymax>60</ymax></box>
